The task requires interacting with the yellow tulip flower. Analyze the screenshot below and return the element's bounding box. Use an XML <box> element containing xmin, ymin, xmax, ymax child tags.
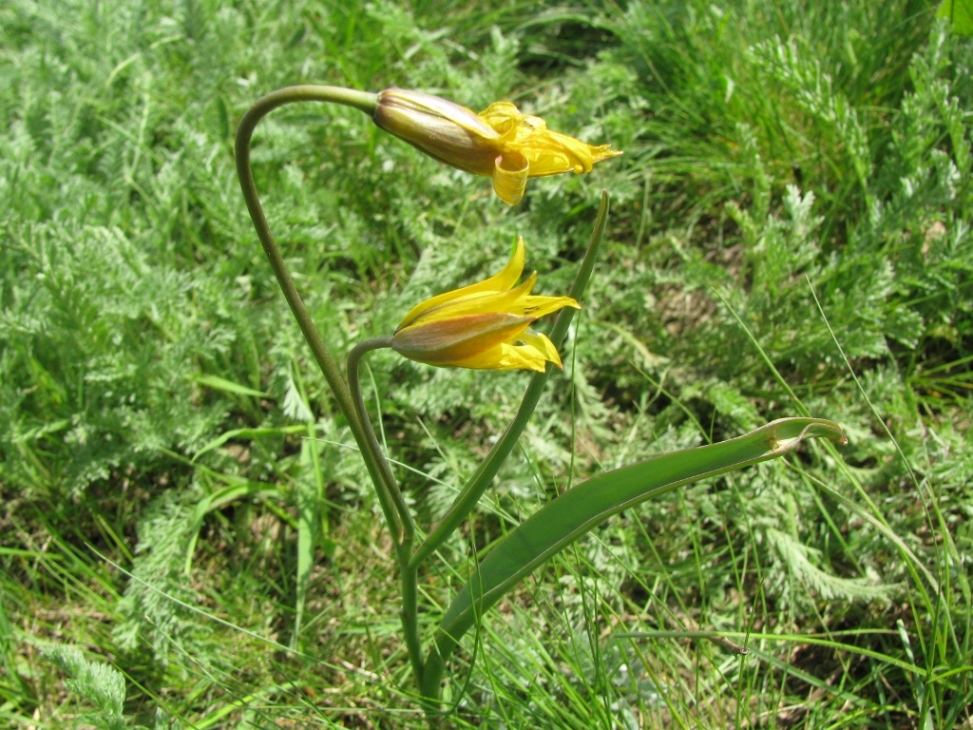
<box><xmin>373</xmin><ymin>88</ymin><xmax>621</xmax><ymax>205</ymax></box>
<box><xmin>392</xmin><ymin>238</ymin><xmax>580</xmax><ymax>372</ymax></box>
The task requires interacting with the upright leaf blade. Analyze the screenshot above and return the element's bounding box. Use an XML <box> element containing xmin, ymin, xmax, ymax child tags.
<box><xmin>422</xmin><ymin>417</ymin><xmax>846</xmax><ymax>699</ymax></box>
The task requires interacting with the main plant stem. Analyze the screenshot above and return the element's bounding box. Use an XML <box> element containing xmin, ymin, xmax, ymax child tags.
<box><xmin>234</xmin><ymin>86</ymin><xmax>421</xmax><ymax>678</ymax></box>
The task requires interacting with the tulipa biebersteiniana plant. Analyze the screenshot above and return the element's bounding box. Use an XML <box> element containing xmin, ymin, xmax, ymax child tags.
<box><xmin>234</xmin><ymin>85</ymin><xmax>845</xmax><ymax>713</ymax></box>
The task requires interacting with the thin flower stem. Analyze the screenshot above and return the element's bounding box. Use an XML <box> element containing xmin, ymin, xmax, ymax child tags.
<box><xmin>347</xmin><ymin>338</ymin><xmax>423</xmax><ymax>685</ymax></box>
<box><xmin>400</xmin><ymin>562</ymin><xmax>424</xmax><ymax>688</ymax></box>
<box><xmin>234</xmin><ymin>86</ymin><xmax>411</xmax><ymax>547</ymax></box>
<box><xmin>347</xmin><ymin>338</ymin><xmax>416</xmax><ymax>543</ymax></box>
<box><xmin>409</xmin><ymin>192</ymin><xmax>610</xmax><ymax>573</ymax></box>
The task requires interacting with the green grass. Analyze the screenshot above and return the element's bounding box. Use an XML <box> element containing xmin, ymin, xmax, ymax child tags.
<box><xmin>2</xmin><ymin>0</ymin><xmax>972</xmax><ymax>726</ymax></box>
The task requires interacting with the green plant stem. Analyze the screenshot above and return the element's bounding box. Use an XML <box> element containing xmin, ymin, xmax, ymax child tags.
<box><xmin>400</xmin><ymin>562</ymin><xmax>424</xmax><ymax>688</ymax></box>
<box><xmin>346</xmin><ymin>339</ymin><xmax>415</xmax><ymax>545</ymax></box>
<box><xmin>347</xmin><ymin>337</ymin><xmax>422</xmax><ymax>682</ymax></box>
<box><xmin>234</xmin><ymin>86</ymin><xmax>412</xmax><ymax>549</ymax></box>
<box><xmin>408</xmin><ymin>192</ymin><xmax>610</xmax><ymax>572</ymax></box>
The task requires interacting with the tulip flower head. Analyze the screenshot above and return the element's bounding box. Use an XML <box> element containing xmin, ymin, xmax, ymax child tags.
<box><xmin>374</xmin><ymin>88</ymin><xmax>621</xmax><ymax>205</ymax></box>
<box><xmin>392</xmin><ymin>239</ymin><xmax>580</xmax><ymax>372</ymax></box>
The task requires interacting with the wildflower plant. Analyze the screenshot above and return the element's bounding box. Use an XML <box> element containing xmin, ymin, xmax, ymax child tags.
<box><xmin>234</xmin><ymin>84</ymin><xmax>844</xmax><ymax>711</ymax></box>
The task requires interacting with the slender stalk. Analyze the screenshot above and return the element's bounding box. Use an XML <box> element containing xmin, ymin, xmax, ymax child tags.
<box><xmin>409</xmin><ymin>192</ymin><xmax>610</xmax><ymax>572</ymax></box>
<box><xmin>347</xmin><ymin>338</ymin><xmax>423</xmax><ymax>685</ymax></box>
<box><xmin>234</xmin><ymin>86</ymin><xmax>409</xmax><ymax>547</ymax></box>
<box><xmin>400</xmin><ymin>562</ymin><xmax>424</xmax><ymax>688</ymax></box>
<box><xmin>347</xmin><ymin>338</ymin><xmax>415</xmax><ymax>543</ymax></box>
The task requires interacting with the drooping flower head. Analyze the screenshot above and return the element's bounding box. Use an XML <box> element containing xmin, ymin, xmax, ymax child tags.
<box><xmin>391</xmin><ymin>238</ymin><xmax>579</xmax><ymax>372</ymax></box>
<box><xmin>373</xmin><ymin>88</ymin><xmax>621</xmax><ymax>205</ymax></box>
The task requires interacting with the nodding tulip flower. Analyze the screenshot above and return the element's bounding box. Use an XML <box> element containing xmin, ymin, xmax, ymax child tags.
<box><xmin>391</xmin><ymin>238</ymin><xmax>580</xmax><ymax>372</ymax></box>
<box><xmin>373</xmin><ymin>88</ymin><xmax>621</xmax><ymax>205</ymax></box>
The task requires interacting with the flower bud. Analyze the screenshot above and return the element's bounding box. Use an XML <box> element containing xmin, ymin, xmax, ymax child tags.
<box><xmin>373</xmin><ymin>88</ymin><xmax>621</xmax><ymax>205</ymax></box>
<box><xmin>391</xmin><ymin>238</ymin><xmax>579</xmax><ymax>372</ymax></box>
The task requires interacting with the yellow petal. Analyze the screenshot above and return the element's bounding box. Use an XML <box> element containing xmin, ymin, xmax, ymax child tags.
<box><xmin>445</xmin><ymin>330</ymin><xmax>563</xmax><ymax>372</ymax></box>
<box><xmin>498</xmin><ymin>343</ymin><xmax>550</xmax><ymax>372</ymax></box>
<box><xmin>408</xmin><ymin>274</ymin><xmax>536</xmax><ymax>327</ymax></box>
<box><xmin>514</xmin><ymin>292</ymin><xmax>581</xmax><ymax>319</ymax></box>
<box><xmin>448</xmin><ymin>342</ymin><xmax>544</xmax><ymax>371</ymax></box>
<box><xmin>492</xmin><ymin>150</ymin><xmax>529</xmax><ymax>206</ymax></box>
<box><xmin>519</xmin><ymin>130</ymin><xmax>593</xmax><ymax>175</ymax></box>
<box><xmin>477</xmin><ymin>101</ymin><xmax>524</xmax><ymax>135</ymax></box>
<box><xmin>412</xmin><ymin>281</ymin><xmax>578</xmax><ymax>327</ymax></box>
<box><xmin>517</xmin><ymin>331</ymin><xmax>563</xmax><ymax>369</ymax></box>
<box><xmin>528</xmin><ymin>138</ymin><xmax>622</xmax><ymax>177</ymax></box>
<box><xmin>396</xmin><ymin>239</ymin><xmax>526</xmax><ymax>328</ymax></box>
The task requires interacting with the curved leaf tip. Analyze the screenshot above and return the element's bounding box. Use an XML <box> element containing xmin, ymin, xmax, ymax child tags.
<box><xmin>764</xmin><ymin>417</ymin><xmax>847</xmax><ymax>453</ymax></box>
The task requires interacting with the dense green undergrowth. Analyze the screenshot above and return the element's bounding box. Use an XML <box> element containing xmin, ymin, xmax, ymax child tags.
<box><xmin>2</xmin><ymin>0</ymin><xmax>971</xmax><ymax>727</ymax></box>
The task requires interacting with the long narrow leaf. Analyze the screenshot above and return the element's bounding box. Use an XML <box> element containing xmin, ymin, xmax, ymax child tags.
<box><xmin>184</xmin><ymin>478</ymin><xmax>281</xmax><ymax>575</ymax></box>
<box><xmin>294</xmin><ymin>426</ymin><xmax>322</xmax><ymax>649</ymax></box>
<box><xmin>191</xmin><ymin>425</ymin><xmax>307</xmax><ymax>463</ymax></box>
<box><xmin>421</xmin><ymin>416</ymin><xmax>845</xmax><ymax>698</ymax></box>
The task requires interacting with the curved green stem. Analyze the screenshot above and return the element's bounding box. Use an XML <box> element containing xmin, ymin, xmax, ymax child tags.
<box><xmin>234</xmin><ymin>86</ymin><xmax>412</xmax><ymax>547</ymax></box>
<box><xmin>347</xmin><ymin>338</ymin><xmax>423</xmax><ymax>686</ymax></box>
<box><xmin>347</xmin><ymin>338</ymin><xmax>415</xmax><ymax>544</ymax></box>
<box><xmin>408</xmin><ymin>192</ymin><xmax>610</xmax><ymax>572</ymax></box>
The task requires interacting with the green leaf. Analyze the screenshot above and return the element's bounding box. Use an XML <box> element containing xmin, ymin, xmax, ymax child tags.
<box><xmin>191</xmin><ymin>425</ymin><xmax>307</xmax><ymax>463</ymax></box>
<box><xmin>194</xmin><ymin>374</ymin><xmax>269</xmax><ymax>399</ymax></box>
<box><xmin>184</xmin><ymin>476</ymin><xmax>281</xmax><ymax>575</ymax></box>
<box><xmin>938</xmin><ymin>0</ymin><xmax>973</xmax><ymax>35</ymax></box>
<box><xmin>44</xmin><ymin>645</ymin><xmax>129</xmax><ymax>730</ymax></box>
<box><xmin>421</xmin><ymin>417</ymin><xmax>846</xmax><ymax>698</ymax></box>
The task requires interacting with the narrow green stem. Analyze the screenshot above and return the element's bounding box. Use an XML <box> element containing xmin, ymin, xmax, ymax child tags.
<box><xmin>234</xmin><ymin>86</ymin><xmax>412</xmax><ymax>548</ymax></box>
<box><xmin>409</xmin><ymin>192</ymin><xmax>610</xmax><ymax>573</ymax></box>
<box><xmin>236</xmin><ymin>84</ymin><xmax>429</xmax><ymax>691</ymax></box>
<box><xmin>347</xmin><ymin>338</ymin><xmax>423</xmax><ymax>686</ymax></box>
<box><xmin>347</xmin><ymin>338</ymin><xmax>415</xmax><ymax>543</ymax></box>
<box><xmin>235</xmin><ymin>86</ymin><xmax>376</xmax><ymax>421</ymax></box>
<box><xmin>400</xmin><ymin>563</ymin><xmax>424</xmax><ymax>688</ymax></box>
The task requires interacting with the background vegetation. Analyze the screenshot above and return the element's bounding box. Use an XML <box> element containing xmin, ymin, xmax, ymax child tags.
<box><xmin>2</xmin><ymin>0</ymin><xmax>971</xmax><ymax>726</ymax></box>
